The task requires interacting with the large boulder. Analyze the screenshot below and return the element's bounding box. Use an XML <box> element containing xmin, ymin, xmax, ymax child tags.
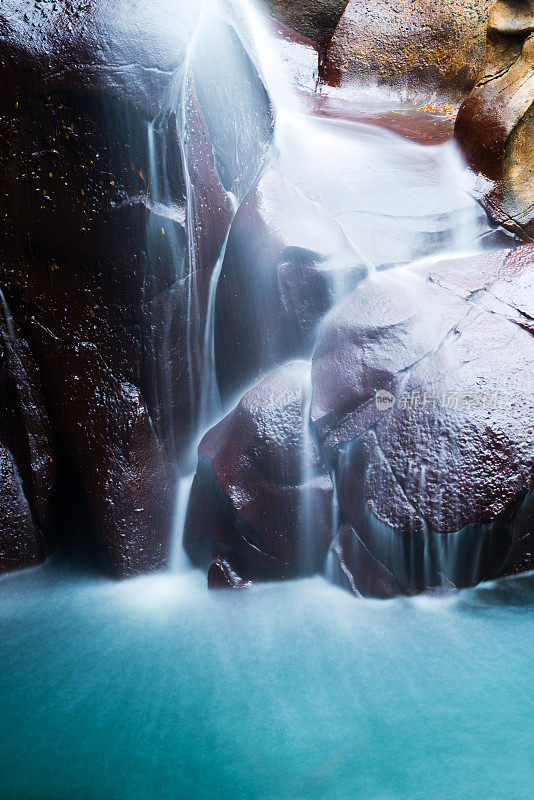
<box><xmin>311</xmin><ymin>245</ymin><xmax>534</xmax><ymax>596</ymax></box>
<box><xmin>325</xmin><ymin>0</ymin><xmax>493</xmax><ymax>99</ymax></box>
<box><xmin>0</xmin><ymin>0</ymin><xmax>274</xmax><ymax>574</ymax></box>
<box><xmin>184</xmin><ymin>361</ymin><xmax>335</xmax><ymax>583</ymax></box>
<box><xmin>455</xmin><ymin>0</ymin><xmax>534</xmax><ymax>240</ymax></box>
<box><xmin>0</xmin><ymin>0</ymin><xmax>201</xmax><ymax>117</ymax></box>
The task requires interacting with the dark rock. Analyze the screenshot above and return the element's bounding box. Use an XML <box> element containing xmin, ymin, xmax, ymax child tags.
<box><xmin>312</xmin><ymin>245</ymin><xmax>534</xmax><ymax>596</ymax></box>
<box><xmin>0</xmin><ymin>442</ymin><xmax>46</xmax><ymax>575</ymax></box>
<box><xmin>42</xmin><ymin>343</ymin><xmax>173</xmax><ymax>576</ymax></box>
<box><xmin>208</xmin><ymin>554</ymin><xmax>253</xmax><ymax>590</ymax></box>
<box><xmin>455</xmin><ymin>0</ymin><xmax>534</xmax><ymax>240</ymax></box>
<box><xmin>184</xmin><ymin>361</ymin><xmax>335</xmax><ymax>581</ymax></box>
<box><xmin>0</xmin><ymin>290</ymin><xmax>53</xmax><ymax>573</ymax></box>
<box><xmin>263</xmin><ymin>0</ymin><xmax>350</xmax><ymax>52</ymax></box>
<box><xmin>143</xmin><ymin>268</ymin><xmax>214</xmax><ymax>468</ymax></box>
<box><xmin>0</xmin><ymin>292</ymin><xmax>57</xmax><ymax>530</ymax></box>
<box><xmin>0</xmin><ymin>0</ymin><xmax>274</xmax><ymax>574</ymax></box>
<box><xmin>325</xmin><ymin>0</ymin><xmax>493</xmax><ymax>99</ymax></box>
<box><xmin>332</xmin><ymin>524</ymin><xmax>402</xmax><ymax>598</ymax></box>
<box><xmin>0</xmin><ymin>0</ymin><xmax>201</xmax><ymax>116</ymax></box>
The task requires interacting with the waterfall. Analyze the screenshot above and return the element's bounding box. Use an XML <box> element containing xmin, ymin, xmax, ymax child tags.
<box><xmin>143</xmin><ymin>0</ymin><xmax>504</xmax><ymax>580</ymax></box>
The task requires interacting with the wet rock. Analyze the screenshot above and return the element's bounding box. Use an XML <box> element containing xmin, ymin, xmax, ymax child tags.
<box><xmin>143</xmin><ymin>268</ymin><xmax>215</xmax><ymax>468</ymax></box>
<box><xmin>215</xmin><ymin>166</ymin><xmax>364</xmax><ymax>403</ymax></box>
<box><xmin>0</xmin><ymin>292</ymin><xmax>54</xmax><ymax>574</ymax></box>
<box><xmin>0</xmin><ymin>0</ymin><xmax>274</xmax><ymax>574</ymax></box>
<box><xmin>184</xmin><ymin>361</ymin><xmax>335</xmax><ymax>582</ymax></box>
<box><xmin>264</xmin><ymin>0</ymin><xmax>350</xmax><ymax>51</ymax></box>
<box><xmin>325</xmin><ymin>0</ymin><xmax>493</xmax><ymax>99</ymax></box>
<box><xmin>309</xmin><ymin>96</ymin><xmax>459</xmax><ymax>145</ymax></box>
<box><xmin>188</xmin><ymin>14</ymin><xmax>274</xmax><ymax>205</ymax></box>
<box><xmin>42</xmin><ymin>344</ymin><xmax>172</xmax><ymax>577</ymax></box>
<box><xmin>312</xmin><ymin>245</ymin><xmax>534</xmax><ymax>596</ymax></box>
<box><xmin>0</xmin><ymin>0</ymin><xmax>201</xmax><ymax>116</ymax></box>
<box><xmin>208</xmin><ymin>554</ymin><xmax>253</xmax><ymax>589</ymax></box>
<box><xmin>332</xmin><ymin>524</ymin><xmax>402</xmax><ymax>598</ymax></box>
<box><xmin>267</xmin><ymin>19</ymin><xmax>321</xmax><ymax>95</ymax></box>
<box><xmin>0</xmin><ymin>294</ymin><xmax>57</xmax><ymax>531</ymax></box>
<box><xmin>455</xmin><ymin>0</ymin><xmax>534</xmax><ymax>240</ymax></box>
<box><xmin>0</xmin><ymin>443</ymin><xmax>46</xmax><ymax>575</ymax></box>
<box><xmin>144</xmin><ymin>12</ymin><xmax>274</xmax><ymax>462</ymax></box>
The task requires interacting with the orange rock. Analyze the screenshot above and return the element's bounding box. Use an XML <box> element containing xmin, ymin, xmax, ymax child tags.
<box><xmin>325</xmin><ymin>0</ymin><xmax>493</xmax><ymax>99</ymax></box>
<box><xmin>455</xmin><ymin>0</ymin><xmax>534</xmax><ymax>240</ymax></box>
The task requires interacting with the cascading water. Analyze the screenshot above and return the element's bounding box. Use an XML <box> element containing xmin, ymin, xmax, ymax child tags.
<box><xmin>144</xmin><ymin>0</ymin><xmax>512</xmax><ymax>584</ymax></box>
<box><xmin>143</xmin><ymin>1</ymin><xmax>275</xmax><ymax>567</ymax></box>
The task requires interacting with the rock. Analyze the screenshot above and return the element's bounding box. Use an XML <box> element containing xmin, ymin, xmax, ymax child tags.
<box><xmin>0</xmin><ymin>0</ymin><xmax>274</xmax><ymax>574</ymax></box>
<box><xmin>0</xmin><ymin>1</ymin><xmax>184</xmax><ymax>574</ymax></box>
<box><xmin>0</xmin><ymin>292</ymin><xmax>53</xmax><ymax>574</ymax></box>
<box><xmin>41</xmin><ymin>343</ymin><xmax>173</xmax><ymax>577</ymax></box>
<box><xmin>184</xmin><ymin>361</ymin><xmax>335</xmax><ymax>581</ymax></box>
<box><xmin>0</xmin><ymin>293</ymin><xmax>57</xmax><ymax>530</ymax></box>
<box><xmin>325</xmin><ymin>0</ymin><xmax>493</xmax><ymax>99</ymax></box>
<box><xmin>0</xmin><ymin>443</ymin><xmax>46</xmax><ymax>575</ymax></box>
<box><xmin>0</xmin><ymin>0</ymin><xmax>201</xmax><ymax>116</ymax></box>
<box><xmin>271</xmin><ymin>113</ymin><xmax>498</xmax><ymax>273</ymax></box>
<box><xmin>455</xmin><ymin>0</ymin><xmax>534</xmax><ymax>240</ymax></box>
<box><xmin>264</xmin><ymin>0</ymin><xmax>350</xmax><ymax>51</ymax></box>
<box><xmin>332</xmin><ymin>524</ymin><xmax>402</xmax><ymax>598</ymax></box>
<box><xmin>266</xmin><ymin>19</ymin><xmax>321</xmax><ymax>96</ymax></box>
<box><xmin>312</xmin><ymin>245</ymin><xmax>534</xmax><ymax>596</ymax></box>
<box><xmin>143</xmin><ymin>12</ymin><xmax>274</xmax><ymax>463</ymax></box>
<box><xmin>214</xmin><ymin>166</ymin><xmax>364</xmax><ymax>403</ymax></box>
<box><xmin>207</xmin><ymin>554</ymin><xmax>253</xmax><ymax>589</ymax></box>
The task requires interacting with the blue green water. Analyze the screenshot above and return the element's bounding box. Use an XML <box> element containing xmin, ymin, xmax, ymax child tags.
<box><xmin>1</xmin><ymin>561</ymin><xmax>533</xmax><ymax>799</ymax></box>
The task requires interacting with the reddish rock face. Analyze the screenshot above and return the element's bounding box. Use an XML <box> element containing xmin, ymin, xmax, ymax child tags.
<box><xmin>324</xmin><ymin>0</ymin><xmax>493</xmax><ymax>99</ymax></box>
<box><xmin>184</xmin><ymin>361</ymin><xmax>335</xmax><ymax>582</ymax></box>
<box><xmin>455</xmin><ymin>0</ymin><xmax>534</xmax><ymax>240</ymax></box>
<box><xmin>311</xmin><ymin>245</ymin><xmax>534</xmax><ymax>596</ymax></box>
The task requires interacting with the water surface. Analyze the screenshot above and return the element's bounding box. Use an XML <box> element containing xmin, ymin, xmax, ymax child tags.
<box><xmin>1</xmin><ymin>562</ymin><xmax>533</xmax><ymax>799</ymax></box>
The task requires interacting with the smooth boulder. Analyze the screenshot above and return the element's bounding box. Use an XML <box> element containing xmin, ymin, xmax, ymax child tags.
<box><xmin>325</xmin><ymin>0</ymin><xmax>493</xmax><ymax>98</ymax></box>
<box><xmin>312</xmin><ymin>245</ymin><xmax>534</xmax><ymax>596</ymax></box>
<box><xmin>184</xmin><ymin>361</ymin><xmax>335</xmax><ymax>583</ymax></box>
